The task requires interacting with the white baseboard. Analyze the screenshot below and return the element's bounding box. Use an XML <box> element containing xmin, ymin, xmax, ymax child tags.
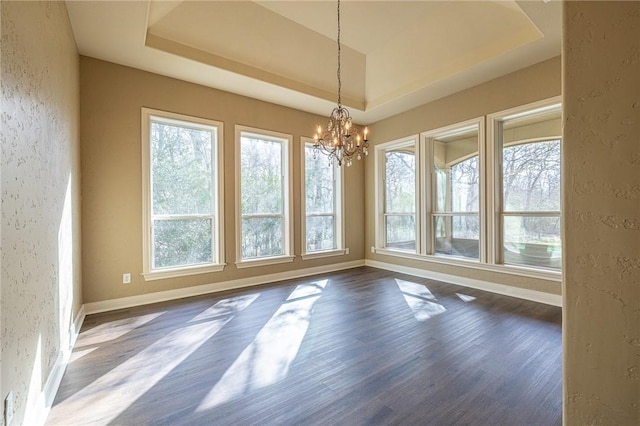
<box><xmin>84</xmin><ymin>257</ymin><xmax>560</xmax><ymax>315</ymax></box>
<box><xmin>24</xmin><ymin>305</ymin><xmax>86</xmax><ymax>426</ymax></box>
<box><xmin>365</xmin><ymin>259</ymin><xmax>562</xmax><ymax>307</ymax></box>
<box><xmin>84</xmin><ymin>260</ymin><xmax>365</xmax><ymax>315</ymax></box>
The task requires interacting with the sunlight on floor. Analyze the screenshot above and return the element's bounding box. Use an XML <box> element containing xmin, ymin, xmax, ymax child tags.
<box><xmin>189</xmin><ymin>294</ymin><xmax>260</xmax><ymax>323</ymax></box>
<box><xmin>456</xmin><ymin>293</ymin><xmax>476</xmax><ymax>303</ymax></box>
<box><xmin>196</xmin><ymin>279</ymin><xmax>327</xmax><ymax>411</ymax></box>
<box><xmin>395</xmin><ymin>279</ymin><xmax>446</xmax><ymax>321</ymax></box>
<box><xmin>75</xmin><ymin>312</ymin><xmax>166</xmax><ymax>349</ymax></box>
<box><xmin>53</xmin><ymin>294</ymin><xmax>258</xmax><ymax>423</ymax></box>
<box><xmin>68</xmin><ymin>346</ymin><xmax>98</xmax><ymax>363</ymax></box>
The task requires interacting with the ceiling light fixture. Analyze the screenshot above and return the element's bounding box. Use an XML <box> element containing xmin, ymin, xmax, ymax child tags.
<box><xmin>313</xmin><ymin>0</ymin><xmax>369</xmax><ymax>167</ymax></box>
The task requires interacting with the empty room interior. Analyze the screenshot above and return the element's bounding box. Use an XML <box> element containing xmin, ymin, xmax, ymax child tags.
<box><xmin>2</xmin><ymin>1</ymin><xmax>638</xmax><ymax>425</ymax></box>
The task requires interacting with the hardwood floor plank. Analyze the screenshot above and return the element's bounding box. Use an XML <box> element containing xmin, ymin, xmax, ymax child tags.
<box><xmin>47</xmin><ymin>267</ymin><xmax>562</xmax><ymax>425</ymax></box>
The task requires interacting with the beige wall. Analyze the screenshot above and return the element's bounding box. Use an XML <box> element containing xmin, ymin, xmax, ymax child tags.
<box><xmin>80</xmin><ymin>57</ymin><xmax>365</xmax><ymax>304</ymax></box>
<box><xmin>1</xmin><ymin>1</ymin><xmax>82</xmax><ymax>424</ymax></box>
<box><xmin>365</xmin><ymin>56</ymin><xmax>562</xmax><ymax>295</ymax></box>
<box><xmin>563</xmin><ymin>1</ymin><xmax>640</xmax><ymax>424</ymax></box>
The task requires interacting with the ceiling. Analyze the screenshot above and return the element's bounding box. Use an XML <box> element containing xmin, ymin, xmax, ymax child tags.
<box><xmin>65</xmin><ymin>0</ymin><xmax>561</xmax><ymax>124</ymax></box>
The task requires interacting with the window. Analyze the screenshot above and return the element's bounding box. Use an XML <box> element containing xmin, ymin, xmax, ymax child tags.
<box><xmin>375</xmin><ymin>137</ymin><xmax>418</xmax><ymax>252</ymax></box>
<box><xmin>302</xmin><ymin>139</ymin><xmax>345</xmax><ymax>258</ymax></box>
<box><xmin>236</xmin><ymin>126</ymin><xmax>293</xmax><ymax>267</ymax></box>
<box><xmin>494</xmin><ymin>104</ymin><xmax>562</xmax><ymax>270</ymax></box>
<box><xmin>427</xmin><ymin>124</ymin><xmax>481</xmax><ymax>260</ymax></box>
<box><xmin>373</xmin><ymin>98</ymin><xmax>562</xmax><ymax>279</ymax></box>
<box><xmin>141</xmin><ymin>108</ymin><xmax>224</xmax><ymax>280</ymax></box>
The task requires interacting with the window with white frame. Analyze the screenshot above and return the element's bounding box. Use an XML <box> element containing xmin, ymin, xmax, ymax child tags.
<box><xmin>302</xmin><ymin>139</ymin><xmax>344</xmax><ymax>257</ymax></box>
<box><xmin>376</xmin><ymin>137</ymin><xmax>418</xmax><ymax>252</ymax></box>
<box><xmin>425</xmin><ymin>123</ymin><xmax>482</xmax><ymax>260</ymax></box>
<box><xmin>236</xmin><ymin>126</ymin><xmax>293</xmax><ymax>267</ymax></box>
<box><xmin>141</xmin><ymin>108</ymin><xmax>224</xmax><ymax>280</ymax></box>
<box><xmin>493</xmin><ymin>104</ymin><xmax>562</xmax><ymax>270</ymax></box>
<box><xmin>374</xmin><ymin>99</ymin><xmax>562</xmax><ymax>278</ymax></box>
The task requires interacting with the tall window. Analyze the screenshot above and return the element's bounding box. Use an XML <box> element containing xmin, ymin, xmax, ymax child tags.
<box><xmin>497</xmin><ymin>106</ymin><xmax>562</xmax><ymax>270</ymax></box>
<box><xmin>236</xmin><ymin>126</ymin><xmax>293</xmax><ymax>267</ymax></box>
<box><xmin>429</xmin><ymin>125</ymin><xmax>481</xmax><ymax>260</ymax></box>
<box><xmin>376</xmin><ymin>138</ymin><xmax>417</xmax><ymax>252</ymax></box>
<box><xmin>142</xmin><ymin>108</ymin><xmax>224</xmax><ymax>279</ymax></box>
<box><xmin>302</xmin><ymin>140</ymin><xmax>344</xmax><ymax>257</ymax></box>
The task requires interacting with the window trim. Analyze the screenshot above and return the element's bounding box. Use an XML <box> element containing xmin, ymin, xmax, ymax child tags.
<box><xmin>141</xmin><ymin>108</ymin><xmax>225</xmax><ymax>281</ymax></box>
<box><xmin>372</xmin><ymin>99</ymin><xmax>563</xmax><ymax>280</ymax></box>
<box><xmin>374</xmin><ymin>135</ymin><xmax>420</xmax><ymax>253</ymax></box>
<box><xmin>372</xmin><ymin>246</ymin><xmax>562</xmax><ymax>282</ymax></box>
<box><xmin>235</xmin><ymin>125</ymin><xmax>294</xmax><ymax>268</ymax></box>
<box><xmin>300</xmin><ymin>137</ymin><xmax>346</xmax><ymax>260</ymax></box>
<box><xmin>487</xmin><ymin>96</ymin><xmax>562</xmax><ymax>270</ymax></box>
<box><xmin>421</xmin><ymin>117</ymin><xmax>485</xmax><ymax>261</ymax></box>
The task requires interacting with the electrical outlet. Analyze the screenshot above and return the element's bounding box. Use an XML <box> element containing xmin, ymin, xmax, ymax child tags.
<box><xmin>123</xmin><ymin>273</ymin><xmax>131</xmax><ymax>284</ymax></box>
<box><xmin>371</xmin><ymin>246</ymin><xmax>375</xmax><ymax>253</ymax></box>
<box><xmin>5</xmin><ymin>391</ymin><xmax>14</xmax><ymax>426</ymax></box>
<box><xmin>345</xmin><ymin>248</ymin><xmax>350</xmax><ymax>254</ymax></box>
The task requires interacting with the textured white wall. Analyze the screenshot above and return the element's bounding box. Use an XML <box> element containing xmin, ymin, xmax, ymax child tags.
<box><xmin>1</xmin><ymin>1</ymin><xmax>81</xmax><ymax>424</ymax></box>
<box><xmin>563</xmin><ymin>1</ymin><xmax>640</xmax><ymax>423</ymax></box>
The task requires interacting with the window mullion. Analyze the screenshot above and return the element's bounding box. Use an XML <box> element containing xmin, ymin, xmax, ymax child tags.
<box><xmin>424</xmin><ymin>136</ymin><xmax>434</xmax><ymax>255</ymax></box>
<box><xmin>502</xmin><ymin>211</ymin><xmax>561</xmax><ymax>217</ymax></box>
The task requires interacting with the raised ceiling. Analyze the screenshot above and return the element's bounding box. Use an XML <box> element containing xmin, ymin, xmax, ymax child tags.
<box><xmin>65</xmin><ymin>0</ymin><xmax>561</xmax><ymax>123</ymax></box>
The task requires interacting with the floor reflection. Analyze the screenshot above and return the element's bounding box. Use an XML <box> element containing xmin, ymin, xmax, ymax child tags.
<box><xmin>456</xmin><ymin>293</ymin><xmax>477</xmax><ymax>303</ymax></box>
<box><xmin>77</xmin><ymin>311</ymin><xmax>165</xmax><ymax>348</ymax></box>
<box><xmin>395</xmin><ymin>279</ymin><xmax>446</xmax><ymax>321</ymax></box>
<box><xmin>196</xmin><ymin>280</ymin><xmax>326</xmax><ymax>411</ymax></box>
<box><xmin>52</xmin><ymin>294</ymin><xmax>257</xmax><ymax>423</ymax></box>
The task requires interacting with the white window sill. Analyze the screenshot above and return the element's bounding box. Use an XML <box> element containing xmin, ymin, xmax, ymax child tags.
<box><xmin>143</xmin><ymin>263</ymin><xmax>226</xmax><ymax>281</ymax></box>
<box><xmin>235</xmin><ymin>255</ymin><xmax>295</xmax><ymax>269</ymax></box>
<box><xmin>373</xmin><ymin>247</ymin><xmax>562</xmax><ymax>282</ymax></box>
<box><xmin>301</xmin><ymin>249</ymin><xmax>346</xmax><ymax>260</ymax></box>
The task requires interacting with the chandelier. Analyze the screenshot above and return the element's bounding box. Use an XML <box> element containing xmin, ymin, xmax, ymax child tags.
<box><xmin>313</xmin><ymin>0</ymin><xmax>369</xmax><ymax>167</ymax></box>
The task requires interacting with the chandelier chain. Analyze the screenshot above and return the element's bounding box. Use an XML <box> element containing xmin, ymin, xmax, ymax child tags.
<box><xmin>312</xmin><ymin>0</ymin><xmax>369</xmax><ymax>167</ymax></box>
<box><xmin>337</xmin><ymin>0</ymin><xmax>341</xmax><ymax>107</ymax></box>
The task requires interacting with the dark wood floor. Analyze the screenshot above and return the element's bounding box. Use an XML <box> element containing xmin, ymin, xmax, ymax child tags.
<box><xmin>47</xmin><ymin>267</ymin><xmax>562</xmax><ymax>425</ymax></box>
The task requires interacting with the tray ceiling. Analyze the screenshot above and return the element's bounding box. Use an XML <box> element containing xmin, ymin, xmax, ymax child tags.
<box><xmin>65</xmin><ymin>0</ymin><xmax>561</xmax><ymax>123</ymax></box>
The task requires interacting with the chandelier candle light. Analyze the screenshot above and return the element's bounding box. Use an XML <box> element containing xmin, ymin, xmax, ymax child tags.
<box><xmin>313</xmin><ymin>0</ymin><xmax>369</xmax><ymax>167</ymax></box>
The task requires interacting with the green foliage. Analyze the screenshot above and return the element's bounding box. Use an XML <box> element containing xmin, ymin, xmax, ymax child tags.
<box><xmin>240</xmin><ymin>136</ymin><xmax>282</xmax><ymax>215</ymax></box>
<box><xmin>450</xmin><ymin>156</ymin><xmax>479</xmax><ymax>212</ymax></box>
<box><xmin>503</xmin><ymin>140</ymin><xmax>561</xmax><ymax>212</ymax></box>
<box><xmin>304</xmin><ymin>145</ymin><xmax>336</xmax><ymax>251</ymax></box>
<box><xmin>385</xmin><ymin>151</ymin><xmax>415</xmax><ymax>214</ymax></box>
<box><xmin>150</xmin><ymin>121</ymin><xmax>215</xmax><ymax>269</ymax></box>
<box><xmin>305</xmin><ymin>145</ymin><xmax>334</xmax><ymax>214</ymax></box>
<box><xmin>240</xmin><ymin>135</ymin><xmax>285</xmax><ymax>258</ymax></box>
<box><xmin>384</xmin><ymin>150</ymin><xmax>416</xmax><ymax>248</ymax></box>
<box><xmin>151</xmin><ymin>122</ymin><xmax>212</xmax><ymax>215</ymax></box>
<box><xmin>385</xmin><ymin>215</ymin><xmax>415</xmax><ymax>246</ymax></box>
<box><xmin>241</xmin><ymin>217</ymin><xmax>283</xmax><ymax>259</ymax></box>
<box><xmin>153</xmin><ymin>219</ymin><xmax>212</xmax><ymax>268</ymax></box>
<box><xmin>306</xmin><ymin>216</ymin><xmax>335</xmax><ymax>252</ymax></box>
<box><xmin>503</xmin><ymin>140</ymin><xmax>561</xmax><ymax>246</ymax></box>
